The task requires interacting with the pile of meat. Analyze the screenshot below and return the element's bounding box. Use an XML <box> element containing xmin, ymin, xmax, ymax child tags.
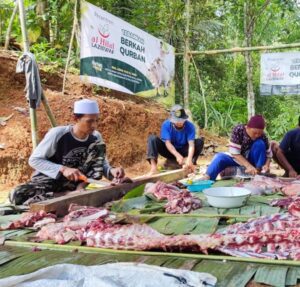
<box><xmin>214</xmin><ymin>211</ymin><xmax>300</xmax><ymax>260</ymax></box>
<box><xmin>0</xmin><ymin>210</ymin><xmax>56</xmax><ymax>230</ymax></box>
<box><xmin>144</xmin><ymin>181</ymin><xmax>202</xmax><ymax>214</ymax></box>
<box><xmin>236</xmin><ymin>175</ymin><xmax>300</xmax><ymax>195</ymax></box>
<box><xmin>5</xmin><ymin>204</ymin><xmax>300</xmax><ymax>260</ymax></box>
<box><xmin>270</xmin><ymin>196</ymin><xmax>300</xmax><ymax>217</ymax></box>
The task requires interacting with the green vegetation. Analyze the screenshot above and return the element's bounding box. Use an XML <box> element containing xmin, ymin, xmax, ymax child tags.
<box><xmin>1</xmin><ymin>0</ymin><xmax>300</xmax><ymax>140</ymax></box>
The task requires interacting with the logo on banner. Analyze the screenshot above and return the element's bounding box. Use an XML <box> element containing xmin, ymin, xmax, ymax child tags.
<box><xmin>91</xmin><ymin>23</ymin><xmax>115</xmax><ymax>54</ymax></box>
<box><xmin>266</xmin><ymin>62</ymin><xmax>284</xmax><ymax>81</ymax></box>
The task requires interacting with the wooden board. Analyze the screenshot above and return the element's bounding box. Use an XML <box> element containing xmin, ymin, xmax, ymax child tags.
<box><xmin>30</xmin><ymin>169</ymin><xmax>188</xmax><ymax>216</ymax></box>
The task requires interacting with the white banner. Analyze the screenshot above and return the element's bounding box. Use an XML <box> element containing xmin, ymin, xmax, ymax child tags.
<box><xmin>260</xmin><ymin>52</ymin><xmax>300</xmax><ymax>95</ymax></box>
<box><xmin>80</xmin><ymin>1</ymin><xmax>175</xmax><ymax>101</ymax></box>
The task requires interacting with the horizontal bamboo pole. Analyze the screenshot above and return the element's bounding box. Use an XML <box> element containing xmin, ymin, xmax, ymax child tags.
<box><xmin>175</xmin><ymin>42</ymin><xmax>300</xmax><ymax>56</ymax></box>
<box><xmin>6</xmin><ymin>240</ymin><xmax>300</xmax><ymax>267</ymax></box>
<box><xmin>121</xmin><ymin>212</ymin><xmax>254</xmax><ymax>219</ymax></box>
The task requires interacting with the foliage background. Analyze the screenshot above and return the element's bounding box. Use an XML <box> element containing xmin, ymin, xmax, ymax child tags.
<box><xmin>1</xmin><ymin>0</ymin><xmax>300</xmax><ymax>140</ymax></box>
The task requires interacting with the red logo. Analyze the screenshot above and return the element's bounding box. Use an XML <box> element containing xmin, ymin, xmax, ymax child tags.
<box><xmin>98</xmin><ymin>24</ymin><xmax>110</xmax><ymax>38</ymax></box>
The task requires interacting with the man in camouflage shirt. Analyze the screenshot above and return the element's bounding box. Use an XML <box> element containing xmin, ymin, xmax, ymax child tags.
<box><xmin>9</xmin><ymin>99</ymin><xmax>124</xmax><ymax>205</ymax></box>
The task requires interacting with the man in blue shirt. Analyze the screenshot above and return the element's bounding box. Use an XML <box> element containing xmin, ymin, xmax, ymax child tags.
<box><xmin>146</xmin><ymin>105</ymin><xmax>204</xmax><ymax>175</ymax></box>
<box><xmin>272</xmin><ymin>116</ymin><xmax>300</xmax><ymax>178</ymax></box>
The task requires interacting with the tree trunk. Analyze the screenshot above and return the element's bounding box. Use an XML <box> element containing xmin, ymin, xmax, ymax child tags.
<box><xmin>4</xmin><ymin>3</ymin><xmax>18</xmax><ymax>50</ymax></box>
<box><xmin>243</xmin><ymin>0</ymin><xmax>255</xmax><ymax>119</ymax></box>
<box><xmin>62</xmin><ymin>0</ymin><xmax>78</xmax><ymax>95</ymax></box>
<box><xmin>36</xmin><ymin>0</ymin><xmax>50</xmax><ymax>41</ymax></box>
<box><xmin>183</xmin><ymin>0</ymin><xmax>191</xmax><ymax>115</ymax></box>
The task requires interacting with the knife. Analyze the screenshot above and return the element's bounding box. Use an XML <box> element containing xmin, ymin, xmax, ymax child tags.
<box><xmin>79</xmin><ymin>175</ymin><xmax>110</xmax><ymax>186</ymax></box>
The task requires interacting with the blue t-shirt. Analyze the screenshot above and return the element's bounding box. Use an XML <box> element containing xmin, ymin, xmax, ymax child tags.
<box><xmin>280</xmin><ymin>128</ymin><xmax>300</xmax><ymax>163</ymax></box>
<box><xmin>161</xmin><ymin>119</ymin><xmax>195</xmax><ymax>149</ymax></box>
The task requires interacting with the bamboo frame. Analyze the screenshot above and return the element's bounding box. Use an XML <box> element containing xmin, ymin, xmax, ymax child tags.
<box><xmin>5</xmin><ymin>240</ymin><xmax>300</xmax><ymax>267</ymax></box>
<box><xmin>175</xmin><ymin>42</ymin><xmax>300</xmax><ymax>56</ymax></box>
<box><xmin>120</xmin><ymin>212</ymin><xmax>254</xmax><ymax>219</ymax></box>
<box><xmin>17</xmin><ymin>0</ymin><xmax>57</xmax><ymax>149</ymax></box>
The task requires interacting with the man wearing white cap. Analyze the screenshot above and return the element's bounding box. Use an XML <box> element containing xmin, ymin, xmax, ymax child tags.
<box><xmin>146</xmin><ymin>104</ymin><xmax>204</xmax><ymax>175</ymax></box>
<box><xmin>9</xmin><ymin>99</ymin><xmax>125</xmax><ymax>205</ymax></box>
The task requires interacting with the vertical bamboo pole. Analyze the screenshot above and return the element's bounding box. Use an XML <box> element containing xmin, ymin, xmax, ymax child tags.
<box><xmin>18</xmin><ymin>0</ymin><xmax>38</xmax><ymax>149</ymax></box>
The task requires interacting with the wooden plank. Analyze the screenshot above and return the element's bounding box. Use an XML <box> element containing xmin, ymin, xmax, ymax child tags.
<box><xmin>30</xmin><ymin>169</ymin><xmax>188</xmax><ymax>216</ymax></box>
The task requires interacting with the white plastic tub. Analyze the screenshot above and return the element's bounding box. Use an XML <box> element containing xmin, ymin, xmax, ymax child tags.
<box><xmin>203</xmin><ymin>187</ymin><xmax>251</xmax><ymax>208</ymax></box>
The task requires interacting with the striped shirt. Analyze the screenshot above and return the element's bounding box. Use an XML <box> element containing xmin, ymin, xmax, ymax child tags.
<box><xmin>229</xmin><ymin>124</ymin><xmax>272</xmax><ymax>158</ymax></box>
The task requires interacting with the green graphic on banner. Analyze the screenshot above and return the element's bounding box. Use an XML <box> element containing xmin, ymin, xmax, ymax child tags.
<box><xmin>80</xmin><ymin>57</ymin><xmax>153</xmax><ymax>93</ymax></box>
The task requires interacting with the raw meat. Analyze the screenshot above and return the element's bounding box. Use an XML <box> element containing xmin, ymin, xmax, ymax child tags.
<box><xmin>36</xmin><ymin>205</ymin><xmax>111</xmax><ymax>244</ymax></box>
<box><xmin>165</xmin><ymin>190</ymin><xmax>202</xmax><ymax>214</ymax></box>
<box><xmin>282</xmin><ymin>183</ymin><xmax>300</xmax><ymax>196</ymax></box>
<box><xmin>213</xmin><ymin>211</ymin><xmax>300</xmax><ymax>260</ymax></box>
<box><xmin>1</xmin><ymin>210</ymin><xmax>56</xmax><ymax>230</ymax></box>
<box><xmin>144</xmin><ymin>181</ymin><xmax>202</xmax><ymax>214</ymax></box>
<box><xmin>236</xmin><ymin>175</ymin><xmax>291</xmax><ymax>195</ymax></box>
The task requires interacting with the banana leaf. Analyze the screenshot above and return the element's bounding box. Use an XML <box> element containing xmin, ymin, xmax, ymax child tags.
<box><xmin>123</xmin><ymin>184</ymin><xmax>146</xmax><ymax>199</ymax></box>
<box><xmin>249</xmin><ymin>193</ymin><xmax>283</xmax><ymax>205</ymax></box>
<box><xmin>193</xmin><ymin>260</ymin><xmax>238</xmax><ymax>284</ymax></box>
<box><xmin>254</xmin><ymin>265</ymin><xmax>289</xmax><ymax>287</ymax></box>
<box><xmin>162</xmin><ymin>258</ymin><xmax>198</xmax><ymax>270</ymax></box>
<box><xmin>212</xmin><ymin>179</ymin><xmax>238</xmax><ymax>187</ymax></box>
<box><xmin>286</xmin><ymin>267</ymin><xmax>300</xmax><ymax>286</ymax></box>
<box><xmin>200</xmin><ymin>261</ymin><xmax>257</xmax><ymax>287</ymax></box>
<box><xmin>148</xmin><ymin>217</ymin><xmax>219</xmax><ymax>235</ymax></box>
<box><xmin>110</xmin><ymin>196</ymin><xmax>149</xmax><ymax>212</ymax></box>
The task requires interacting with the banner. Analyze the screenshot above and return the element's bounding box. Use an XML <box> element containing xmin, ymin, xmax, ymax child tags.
<box><xmin>260</xmin><ymin>52</ymin><xmax>300</xmax><ymax>96</ymax></box>
<box><xmin>80</xmin><ymin>1</ymin><xmax>175</xmax><ymax>102</ymax></box>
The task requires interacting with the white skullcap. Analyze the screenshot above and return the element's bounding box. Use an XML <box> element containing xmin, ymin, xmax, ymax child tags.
<box><xmin>74</xmin><ymin>99</ymin><xmax>99</xmax><ymax>114</ymax></box>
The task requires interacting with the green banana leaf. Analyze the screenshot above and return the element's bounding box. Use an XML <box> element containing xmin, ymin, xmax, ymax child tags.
<box><xmin>123</xmin><ymin>184</ymin><xmax>146</xmax><ymax>199</ymax></box>
<box><xmin>148</xmin><ymin>217</ymin><xmax>219</xmax><ymax>235</ymax></box>
<box><xmin>254</xmin><ymin>265</ymin><xmax>289</xmax><ymax>287</ymax></box>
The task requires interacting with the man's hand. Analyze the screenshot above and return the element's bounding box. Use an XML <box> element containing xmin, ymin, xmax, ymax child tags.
<box><xmin>175</xmin><ymin>154</ymin><xmax>184</xmax><ymax>165</ymax></box>
<box><xmin>245</xmin><ymin>165</ymin><xmax>258</xmax><ymax>176</ymax></box>
<box><xmin>110</xmin><ymin>167</ymin><xmax>125</xmax><ymax>179</ymax></box>
<box><xmin>60</xmin><ymin>166</ymin><xmax>84</xmax><ymax>181</ymax></box>
<box><xmin>183</xmin><ymin>158</ymin><xmax>195</xmax><ymax>172</ymax></box>
<box><xmin>183</xmin><ymin>163</ymin><xmax>196</xmax><ymax>173</ymax></box>
<box><xmin>288</xmin><ymin>169</ymin><xmax>298</xmax><ymax>178</ymax></box>
<box><xmin>261</xmin><ymin>163</ymin><xmax>270</xmax><ymax>174</ymax></box>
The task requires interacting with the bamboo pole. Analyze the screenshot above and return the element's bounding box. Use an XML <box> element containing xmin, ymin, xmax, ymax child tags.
<box><xmin>120</xmin><ymin>212</ymin><xmax>254</xmax><ymax>219</ymax></box>
<box><xmin>62</xmin><ymin>0</ymin><xmax>78</xmax><ymax>95</ymax></box>
<box><xmin>18</xmin><ymin>0</ymin><xmax>38</xmax><ymax>149</ymax></box>
<box><xmin>41</xmin><ymin>92</ymin><xmax>57</xmax><ymax>127</ymax></box>
<box><xmin>6</xmin><ymin>240</ymin><xmax>300</xmax><ymax>267</ymax></box>
<box><xmin>190</xmin><ymin>55</ymin><xmax>208</xmax><ymax>129</ymax></box>
<box><xmin>175</xmin><ymin>42</ymin><xmax>300</xmax><ymax>56</ymax></box>
<box><xmin>4</xmin><ymin>2</ymin><xmax>18</xmax><ymax>50</ymax></box>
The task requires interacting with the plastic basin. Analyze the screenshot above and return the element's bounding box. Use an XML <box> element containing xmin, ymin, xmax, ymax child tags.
<box><xmin>183</xmin><ymin>180</ymin><xmax>214</xmax><ymax>192</ymax></box>
<box><xmin>203</xmin><ymin>187</ymin><xmax>251</xmax><ymax>208</ymax></box>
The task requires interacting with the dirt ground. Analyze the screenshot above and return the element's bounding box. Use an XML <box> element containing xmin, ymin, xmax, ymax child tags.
<box><xmin>0</xmin><ymin>50</ymin><xmax>228</xmax><ymax>196</ymax></box>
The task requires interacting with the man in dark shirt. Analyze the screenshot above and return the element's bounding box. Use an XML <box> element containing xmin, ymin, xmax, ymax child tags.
<box><xmin>146</xmin><ymin>105</ymin><xmax>204</xmax><ymax>175</ymax></box>
<box><xmin>272</xmin><ymin>116</ymin><xmax>300</xmax><ymax>178</ymax></box>
<box><xmin>9</xmin><ymin>99</ymin><xmax>125</xmax><ymax>205</ymax></box>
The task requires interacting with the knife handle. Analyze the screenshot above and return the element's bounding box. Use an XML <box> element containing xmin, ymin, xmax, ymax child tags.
<box><xmin>79</xmin><ymin>175</ymin><xmax>88</xmax><ymax>182</ymax></box>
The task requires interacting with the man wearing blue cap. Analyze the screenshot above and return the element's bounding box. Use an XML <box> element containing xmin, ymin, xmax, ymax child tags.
<box><xmin>9</xmin><ymin>99</ymin><xmax>125</xmax><ymax>205</ymax></box>
<box><xmin>146</xmin><ymin>104</ymin><xmax>204</xmax><ymax>175</ymax></box>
